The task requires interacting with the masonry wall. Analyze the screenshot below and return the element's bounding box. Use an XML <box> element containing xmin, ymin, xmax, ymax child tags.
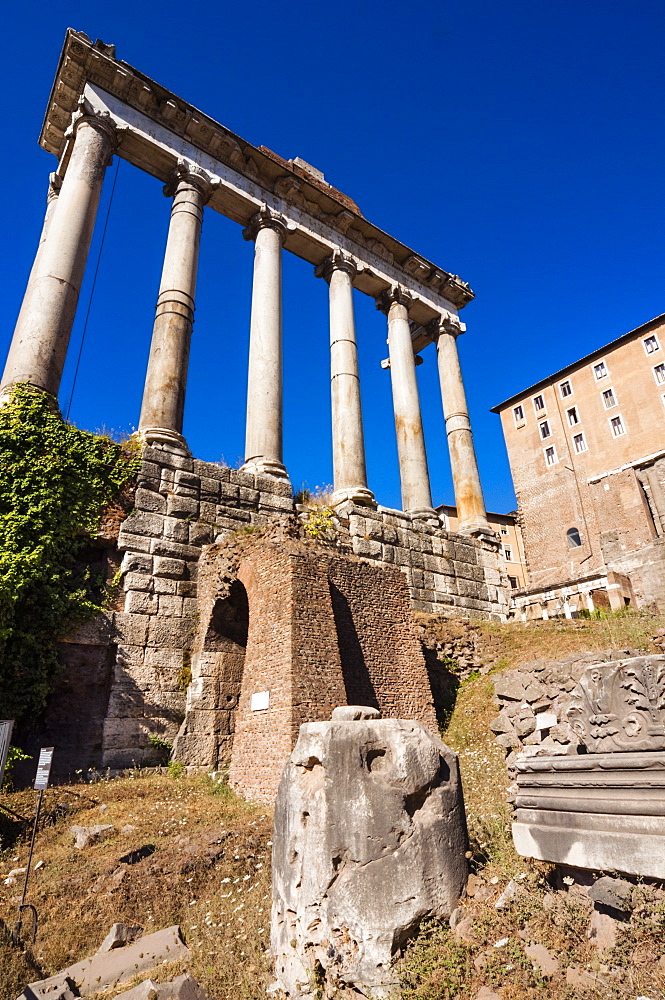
<box><xmin>56</xmin><ymin>442</ymin><xmax>508</xmax><ymax>778</ymax></box>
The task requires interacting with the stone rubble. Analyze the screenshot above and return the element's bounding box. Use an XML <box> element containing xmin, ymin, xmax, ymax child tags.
<box><xmin>69</xmin><ymin>825</ymin><xmax>116</xmax><ymax>850</ymax></box>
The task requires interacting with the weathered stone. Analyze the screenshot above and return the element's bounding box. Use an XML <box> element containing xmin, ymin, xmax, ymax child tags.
<box><xmin>331</xmin><ymin>705</ymin><xmax>381</xmax><ymax>721</ymax></box>
<box><xmin>587</xmin><ymin>908</ymin><xmax>617</xmax><ymax>951</ymax></box>
<box><xmin>493</xmin><ymin>673</ymin><xmax>528</xmax><ymax>701</ymax></box>
<box><xmin>588</xmin><ymin>876</ymin><xmax>633</xmax><ymax>915</ymax></box>
<box><xmin>97</xmin><ymin>922</ymin><xmax>143</xmax><ymax>953</ymax></box>
<box><xmin>25</xmin><ymin>927</ymin><xmax>190</xmax><ymax>996</ymax></box>
<box><xmin>271</xmin><ymin>717</ymin><xmax>468</xmax><ymax>998</ymax></box>
<box><xmin>69</xmin><ymin>824</ymin><xmax>116</xmax><ymax>849</ymax></box>
<box><xmin>525</xmin><ymin>941</ymin><xmax>559</xmax><ymax>976</ymax></box>
<box><xmin>567</xmin><ymin>656</ymin><xmax>665</xmax><ymax>752</ymax></box>
<box><xmin>489</xmin><ymin>711</ymin><xmax>514</xmax><ymax>735</ymax></box>
<box><xmin>114</xmin><ymin>974</ymin><xmax>209</xmax><ymax>1000</ymax></box>
<box><xmin>512</xmin><ymin>750</ymin><xmax>665</xmax><ymax>878</ymax></box>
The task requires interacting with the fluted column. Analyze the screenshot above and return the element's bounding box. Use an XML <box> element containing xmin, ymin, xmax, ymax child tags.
<box><xmin>241</xmin><ymin>206</ymin><xmax>291</xmax><ymax>480</ymax></box>
<box><xmin>315</xmin><ymin>251</ymin><xmax>375</xmax><ymax>507</ymax></box>
<box><xmin>138</xmin><ymin>161</ymin><xmax>217</xmax><ymax>452</ymax></box>
<box><xmin>377</xmin><ymin>287</ymin><xmax>437</xmax><ymax>520</ymax></box>
<box><xmin>431</xmin><ymin>316</ymin><xmax>491</xmax><ymax>535</ymax></box>
<box><xmin>1</xmin><ymin>111</ymin><xmax>117</xmax><ymax>401</ymax></box>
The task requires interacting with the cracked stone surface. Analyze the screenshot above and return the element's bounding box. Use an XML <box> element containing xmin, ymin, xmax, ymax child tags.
<box><xmin>271</xmin><ymin>714</ymin><xmax>468</xmax><ymax>997</ymax></box>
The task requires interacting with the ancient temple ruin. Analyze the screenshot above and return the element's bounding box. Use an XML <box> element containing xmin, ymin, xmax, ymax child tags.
<box><xmin>2</xmin><ymin>30</ymin><xmax>510</xmax><ymax>792</ymax></box>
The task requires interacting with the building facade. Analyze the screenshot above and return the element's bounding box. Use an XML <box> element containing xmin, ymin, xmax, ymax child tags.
<box><xmin>493</xmin><ymin>313</ymin><xmax>665</xmax><ymax>617</ymax></box>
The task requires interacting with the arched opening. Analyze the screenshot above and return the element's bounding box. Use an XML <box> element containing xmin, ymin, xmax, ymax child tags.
<box><xmin>173</xmin><ymin>578</ymin><xmax>249</xmax><ymax>768</ymax></box>
<box><xmin>566</xmin><ymin>527</ymin><xmax>582</xmax><ymax>549</ymax></box>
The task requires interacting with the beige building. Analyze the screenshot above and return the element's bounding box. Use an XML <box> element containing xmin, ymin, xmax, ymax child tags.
<box><xmin>492</xmin><ymin>313</ymin><xmax>665</xmax><ymax>617</ymax></box>
<box><xmin>438</xmin><ymin>505</ymin><xmax>528</xmax><ymax>591</ymax></box>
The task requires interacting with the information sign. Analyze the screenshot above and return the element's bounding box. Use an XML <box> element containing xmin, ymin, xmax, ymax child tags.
<box><xmin>34</xmin><ymin>747</ymin><xmax>54</xmax><ymax>791</ymax></box>
<box><xmin>0</xmin><ymin>721</ymin><xmax>13</xmax><ymax>787</ymax></box>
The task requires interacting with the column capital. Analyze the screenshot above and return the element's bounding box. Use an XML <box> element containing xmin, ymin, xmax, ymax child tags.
<box><xmin>375</xmin><ymin>284</ymin><xmax>413</xmax><ymax>315</ymax></box>
<box><xmin>66</xmin><ymin>104</ymin><xmax>120</xmax><ymax>157</ymax></box>
<box><xmin>314</xmin><ymin>249</ymin><xmax>359</xmax><ymax>282</ymax></box>
<box><xmin>164</xmin><ymin>159</ymin><xmax>219</xmax><ymax>203</ymax></box>
<box><xmin>428</xmin><ymin>313</ymin><xmax>466</xmax><ymax>339</ymax></box>
<box><xmin>242</xmin><ymin>203</ymin><xmax>294</xmax><ymax>245</ymax></box>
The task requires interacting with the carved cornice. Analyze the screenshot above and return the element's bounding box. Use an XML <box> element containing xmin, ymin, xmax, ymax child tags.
<box><xmin>164</xmin><ymin>158</ymin><xmax>219</xmax><ymax>203</ymax></box>
<box><xmin>242</xmin><ymin>204</ymin><xmax>294</xmax><ymax>244</ymax></box>
<box><xmin>40</xmin><ymin>30</ymin><xmax>475</xmax><ymax>310</ymax></box>
<box><xmin>314</xmin><ymin>249</ymin><xmax>359</xmax><ymax>283</ymax></box>
<box><xmin>375</xmin><ymin>285</ymin><xmax>413</xmax><ymax>315</ymax></box>
<box><xmin>566</xmin><ymin>656</ymin><xmax>665</xmax><ymax>753</ymax></box>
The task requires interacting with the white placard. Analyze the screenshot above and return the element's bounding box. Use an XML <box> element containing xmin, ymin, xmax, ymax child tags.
<box><xmin>250</xmin><ymin>691</ymin><xmax>270</xmax><ymax>712</ymax></box>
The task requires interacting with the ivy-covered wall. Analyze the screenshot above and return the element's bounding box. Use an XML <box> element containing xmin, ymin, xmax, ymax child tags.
<box><xmin>0</xmin><ymin>384</ymin><xmax>138</xmax><ymax>724</ymax></box>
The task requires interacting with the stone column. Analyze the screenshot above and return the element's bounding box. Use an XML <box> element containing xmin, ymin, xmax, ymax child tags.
<box><xmin>0</xmin><ymin>112</ymin><xmax>117</xmax><ymax>401</ymax></box>
<box><xmin>241</xmin><ymin>206</ymin><xmax>291</xmax><ymax>480</ymax></box>
<box><xmin>431</xmin><ymin>316</ymin><xmax>491</xmax><ymax>535</ymax></box>
<box><xmin>138</xmin><ymin>161</ymin><xmax>217</xmax><ymax>452</ymax></box>
<box><xmin>315</xmin><ymin>251</ymin><xmax>375</xmax><ymax>507</ymax></box>
<box><xmin>377</xmin><ymin>287</ymin><xmax>437</xmax><ymax>520</ymax></box>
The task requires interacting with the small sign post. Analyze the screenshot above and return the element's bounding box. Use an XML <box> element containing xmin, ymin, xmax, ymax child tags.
<box><xmin>0</xmin><ymin>721</ymin><xmax>14</xmax><ymax>789</ymax></box>
<box><xmin>15</xmin><ymin>747</ymin><xmax>54</xmax><ymax>944</ymax></box>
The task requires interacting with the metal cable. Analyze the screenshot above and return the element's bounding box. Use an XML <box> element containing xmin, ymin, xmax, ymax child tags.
<box><xmin>65</xmin><ymin>156</ymin><xmax>121</xmax><ymax>420</ymax></box>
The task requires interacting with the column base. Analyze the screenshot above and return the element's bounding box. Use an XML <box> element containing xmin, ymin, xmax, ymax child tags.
<box><xmin>458</xmin><ymin>521</ymin><xmax>499</xmax><ymax>544</ymax></box>
<box><xmin>330</xmin><ymin>486</ymin><xmax>376</xmax><ymax>509</ymax></box>
<box><xmin>406</xmin><ymin>506</ymin><xmax>441</xmax><ymax>526</ymax></box>
<box><xmin>240</xmin><ymin>457</ymin><xmax>290</xmax><ymax>481</ymax></box>
<box><xmin>138</xmin><ymin>426</ymin><xmax>191</xmax><ymax>455</ymax></box>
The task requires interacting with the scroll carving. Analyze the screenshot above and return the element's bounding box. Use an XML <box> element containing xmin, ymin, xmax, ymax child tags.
<box><xmin>566</xmin><ymin>656</ymin><xmax>665</xmax><ymax>752</ymax></box>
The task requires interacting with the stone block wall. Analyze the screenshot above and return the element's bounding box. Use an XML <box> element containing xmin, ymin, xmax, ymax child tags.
<box><xmin>54</xmin><ymin>443</ymin><xmax>509</xmax><ymax>778</ymax></box>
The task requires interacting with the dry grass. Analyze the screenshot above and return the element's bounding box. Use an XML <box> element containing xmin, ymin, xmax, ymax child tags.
<box><xmin>0</xmin><ymin>774</ymin><xmax>272</xmax><ymax>1000</ymax></box>
<box><xmin>476</xmin><ymin>608</ymin><xmax>665</xmax><ymax>671</ymax></box>
<box><xmin>397</xmin><ymin>611</ymin><xmax>665</xmax><ymax>999</ymax></box>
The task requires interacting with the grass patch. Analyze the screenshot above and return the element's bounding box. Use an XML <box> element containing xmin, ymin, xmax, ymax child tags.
<box><xmin>0</xmin><ymin>774</ymin><xmax>272</xmax><ymax>1000</ymax></box>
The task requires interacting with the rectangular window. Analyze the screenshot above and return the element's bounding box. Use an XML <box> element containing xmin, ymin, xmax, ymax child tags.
<box><xmin>513</xmin><ymin>404</ymin><xmax>524</xmax><ymax>425</ymax></box>
<box><xmin>654</xmin><ymin>363</ymin><xmax>665</xmax><ymax>385</ymax></box>
<box><xmin>560</xmin><ymin>380</ymin><xmax>572</xmax><ymax>397</ymax></box>
<box><xmin>644</xmin><ymin>335</ymin><xmax>660</xmax><ymax>355</ymax></box>
<box><xmin>573</xmin><ymin>432</ymin><xmax>587</xmax><ymax>454</ymax></box>
<box><xmin>533</xmin><ymin>394</ymin><xmax>545</xmax><ymax>412</ymax></box>
<box><xmin>544</xmin><ymin>445</ymin><xmax>557</xmax><ymax>466</ymax></box>
<box><xmin>500</xmin><ymin>525</ymin><xmax>508</xmax><ymax>535</ymax></box>
<box><xmin>504</xmin><ymin>546</ymin><xmax>512</xmax><ymax>561</ymax></box>
<box><xmin>593</xmin><ymin>361</ymin><xmax>608</xmax><ymax>380</ymax></box>
<box><xmin>611</xmin><ymin>415</ymin><xmax>625</xmax><ymax>437</ymax></box>
<box><xmin>602</xmin><ymin>388</ymin><xmax>617</xmax><ymax>408</ymax></box>
<box><xmin>539</xmin><ymin>420</ymin><xmax>551</xmax><ymax>439</ymax></box>
<box><xmin>567</xmin><ymin>406</ymin><xmax>579</xmax><ymax>426</ymax></box>
<box><xmin>508</xmin><ymin>576</ymin><xmax>518</xmax><ymax>590</ymax></box>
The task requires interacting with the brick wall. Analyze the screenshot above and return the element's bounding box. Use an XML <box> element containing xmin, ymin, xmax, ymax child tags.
<box><xmin>55</xmin><ymin>442</ymin><xmax>508</xmax><ymax>778</ymax></box>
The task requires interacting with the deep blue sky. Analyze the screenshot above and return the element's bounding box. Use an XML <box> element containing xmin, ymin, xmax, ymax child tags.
<box><xmin>2</xmin><ymin>1</ymin><xmax>664</xmax><ymax>512</ymax></box>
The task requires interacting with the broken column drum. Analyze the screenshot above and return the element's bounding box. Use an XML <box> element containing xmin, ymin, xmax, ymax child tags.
<box><xmin>271</xmin><ymin>710</ymin><xmax>468</xmax><ymax>998</ymax></box>
<box><xmin>2</xmin><ymin>28</ymin><xmax>493</xmax><ymax>530</ymax></box>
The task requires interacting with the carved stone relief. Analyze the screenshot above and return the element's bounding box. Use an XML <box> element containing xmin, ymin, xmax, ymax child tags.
<box><xmin>566</xmin><ymin>655</ymin><xmax>665</xmax><ymax>752</ymax></box>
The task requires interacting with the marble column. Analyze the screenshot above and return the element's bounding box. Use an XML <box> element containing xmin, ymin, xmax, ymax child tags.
<box><xmin>138</xmin><ymin>161</ymin><xmax>217</xmax><ymax>452</ymax></box>
<box><xmin>431</xmin><ymin>316</ymin><xmax>491</xmax><ymax>535</ymax></box>
<box><xmin>241</xmin><ymin>206</ymin><xmax>291</xmax><ymax>480</ymax></box>
<box><xmin>315</xmin><ymin>251</ymin><xmax>375</xmax><ymax>507</ymax></box>
<box><xmin>377</xmin><ymin>287</ymin><xmax>437</xmax><ymax>520</ymax></box>
<box><xmin>1</xmin><ymin>112</ymin><xmax>117</xmax><ymax>401</ymax></box>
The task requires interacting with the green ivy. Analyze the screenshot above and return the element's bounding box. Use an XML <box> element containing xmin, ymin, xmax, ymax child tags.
<box><xmin>0</xmin><ymin>384</ymin><xmax>139</xmax><ymax>723</ymax></box>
